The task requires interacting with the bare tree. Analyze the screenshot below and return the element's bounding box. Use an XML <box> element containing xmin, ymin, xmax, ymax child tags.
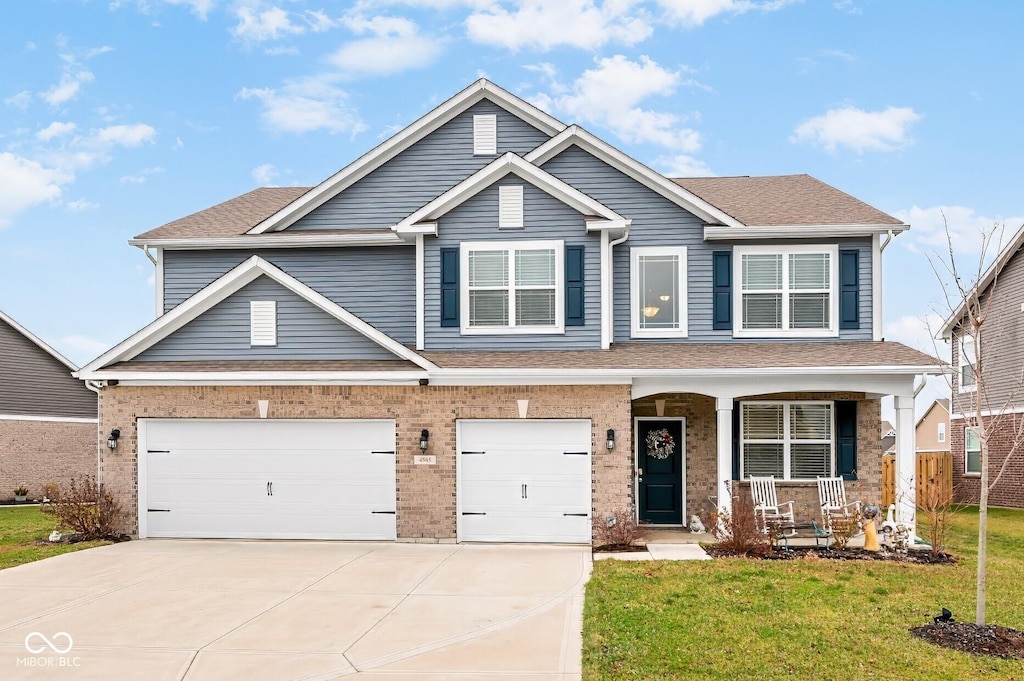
<box><xmin>928</xmin><ymin>217</ymin><xmax>1024</xmax><ymax>625</ymax></box>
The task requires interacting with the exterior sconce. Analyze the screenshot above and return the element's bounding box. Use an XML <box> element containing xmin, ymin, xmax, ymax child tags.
<box><xmin>606</xmin><ymin>429</ymin><xmax>615</xmax><ymax>451</ymax></box>
<box><xmin>107</xmin><ymin>429</ymin><xmax>121</xmax><ymax>450</ymax></box>
<box><xmin>419</xmin><ymin>429</ymin><xmax>430</xmax><ymax>451</ymax></box>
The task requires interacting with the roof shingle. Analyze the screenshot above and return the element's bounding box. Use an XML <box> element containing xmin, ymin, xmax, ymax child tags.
<box><xmin>134</xmin><ymin>187</ymin><xmax>310</xmax><ymax>240</ymax></box>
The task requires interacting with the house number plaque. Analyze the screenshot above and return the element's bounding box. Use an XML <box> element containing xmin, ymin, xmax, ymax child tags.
<box><xmin>414</xmin><ymin>455</ymin><xmax>436</xmax><ymax>465</ymax></box>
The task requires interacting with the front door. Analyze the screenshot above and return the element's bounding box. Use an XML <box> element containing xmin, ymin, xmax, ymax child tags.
<box><xmin>637</xmin><ymin>419</ymin><xmax>684</xmax><ymax>524</ymax></box>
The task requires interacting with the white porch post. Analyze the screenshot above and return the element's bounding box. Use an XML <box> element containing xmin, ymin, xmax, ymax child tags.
<box><xmin>894</xmin><ymin>395</ymin><xmax>917</xmax><ymax>536</ymax></box>
<box><xmin>716</xmin><ymin>398</ymin><xmax>734</xmax><ymax>513</ymax></box>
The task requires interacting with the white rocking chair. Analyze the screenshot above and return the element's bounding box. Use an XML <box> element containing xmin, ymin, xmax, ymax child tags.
<box><xmin>749</xmin><ymin>476</ymin><xmax>796</xmax><ymax>536</ymax></box>
<box><xmin>817</xmin><ymin>477</ymin><xmax>862</xmax><ymax>533</ymax></box>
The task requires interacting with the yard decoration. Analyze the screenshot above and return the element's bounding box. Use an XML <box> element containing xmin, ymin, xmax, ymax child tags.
<box><xmin>645</xmin><ymin>428</ymin><xmax>675</xmax><ymax>459</ymax></box>
<box><xmin>862</xmin><ymin>503</ymin><xmax>880</xmax><ymax>552</ymax></box>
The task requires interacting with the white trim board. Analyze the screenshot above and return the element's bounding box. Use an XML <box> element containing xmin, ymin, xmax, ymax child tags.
<box><xmin>129</xmin><ymin>232</ymin><xmax>405</xmax><ymax>250</ymax></box>
<box><xmin>0</xmin><ymin>414</ymin><xmax>97</xmax><ymax>424</ymax></box>
<box><xmin>0</xmin><ymin>308</ymin><xmax>79</xmax><ymax>371</ymax></box>
<box><xmin>247</xmin><ymin>79</ymin><xmax>566</xmax><ymax>235</ymax></box>
<box><xmin>76</xmin><ymin>255</ymin><xmax>438</xmax><ymax>376</ymax></box>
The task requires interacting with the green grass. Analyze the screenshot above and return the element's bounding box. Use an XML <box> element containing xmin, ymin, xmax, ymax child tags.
<box><xmin>583</xmin><ymin>507</ymin><xmax>1024</xmax><ymax>680</ymax></box>
<box><xmin>0</xmin><ymin>505</ymin><xmax>110</xmax><ymax>570</ymax></box>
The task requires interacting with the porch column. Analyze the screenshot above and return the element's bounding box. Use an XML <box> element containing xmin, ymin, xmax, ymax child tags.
<box><xmin>716</xmin><ymin>398</ymin><xmax>733</xmax><ymax>514</ymax></box>
<box><xmin>894</xmin><ymin>395</ymin><xmax>917</xmax><ymax>536</ymax></box>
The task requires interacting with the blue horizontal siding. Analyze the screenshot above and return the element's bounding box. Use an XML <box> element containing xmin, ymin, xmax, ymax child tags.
<box><xmin>137</xmin><ymin>276</ymin><xmax>398</xmax><ymax>361</ymax></box>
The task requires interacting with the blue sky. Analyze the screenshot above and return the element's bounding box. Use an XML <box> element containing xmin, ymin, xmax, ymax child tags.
<box><xmin>1</xmin><ymin>0</ymin><xmax>1021</xmax><ymax>412</ymax></box>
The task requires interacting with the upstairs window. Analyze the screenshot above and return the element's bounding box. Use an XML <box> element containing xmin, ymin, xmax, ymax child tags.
<box><xmin>250</xmin><ymin>301</ymin><xmax>277</xmax><ymax>346</ymax></box>
<box><xmin>461</xmin><ymin>241</ymin><xmax>563</xmax><ymax>334</ymax></box>
<box><xmin>741</xmin><ymin>401</ymin><xmax>834</xmax><ymax>480</ymax></box>
<box><xmin>735</xmin><ymin>245</ymin><xmax>838</xmax><ymax>338</ymax></box>
<box><xmin>959</xmin><ymin>335</ymin><xmax>977</xmax><ymax>392</ymax></box>
<box><xmin>473</xmin><ymin>114</ymin><xmax>497</xmax><ymax>155</ymax></box>
<box><xmin>630</xmin><ymin>246</ymin><xmax>688</xmax><ymax>338</ymax></box>
<box><xmin>965</xmin><ymin>427</ymin><xmax>981</xmax><ymax>474</ymax></box>
<box><xmin>937</xmin><ymin>421</ymin><xmax>946</xmax><ymax>443</ymax></box>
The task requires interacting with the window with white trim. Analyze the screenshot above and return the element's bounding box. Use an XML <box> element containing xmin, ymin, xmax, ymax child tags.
<box><xmin>965</xmin><ymin>427</ymin><xmax>981</xmax><ymax>474</ymax></box>
<box><xmin>250</xmin><ymin>300</ymin><xmax>277</xmax><ymax>346</ymax></box>
<box><xmin>959</xmin><ymin>334</ymin><xmax>977</xmax><ymax>392</ymax></box>
<box><xmin>937</xmin><ymin>421</ymin><xmax>946</xmax><ymax>443</ymax></box>
<box><xmin>734</xmin><ymin>245</ymin><xmax>838</xmax><ymax>337</ymax></box>
<box><xmin>741</xmin><ymin>401</ymin><xmax>834</xmax><ymax>480</ymax></box>
<box><xmin>630</xmin><ymin>246</ymin><xmax>688</xmax><ymax>338</ymax></box>
<box><xmin>460</xmin><ymin>241</ymin><xmax>563</xmax><ymax>334</ymax></box>
<box><xmin>473</xmin><ymin>114</ymin><xmax>497</xmax><ymax>155</ymax></box>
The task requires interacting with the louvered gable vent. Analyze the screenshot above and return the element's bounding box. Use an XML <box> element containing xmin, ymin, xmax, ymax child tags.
<box><xmin>250</xmin><ymin>300</ymin><xmax>277</xmax><ymax>346</ymax></box>
<box><xmin>473</xmin><ymin>114</ymin><xmax>497</xmax><ymax>155</ymax></box>
<box><xmin>498</xmin><ymin>185</ymin><xmax>524</xmax><ymax>229</ymax></box>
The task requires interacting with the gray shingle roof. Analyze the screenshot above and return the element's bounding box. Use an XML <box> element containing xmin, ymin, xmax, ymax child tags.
<box><xmin>134</xmin><ymin>187</ymin><xmax>310</xmax><ymax>240</ymax></box>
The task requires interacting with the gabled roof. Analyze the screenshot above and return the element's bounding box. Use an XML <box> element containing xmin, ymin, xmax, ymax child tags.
<box><xmin>77</xmin><ymin>256</ymin><xmax>437</xmax><ymax>377</ymax></box>
<box><xmin>393</xmin><ymin>152</ymin><xmax>625</xmax><ymax>236</ymax></box>
<box><xmin>245</xmin><ymin>80</ymin><xmax>566</xmax><ymax>236</ymax></box>
<box><xmin>0</xmin><ymin>308</ymin><xmax>78</xmax><ymax>371</ymax></box>
<box><xmin>916</xmin><ymin>398</ymin><xmax>950</xmax><ymax>429</ymax></box>
<box><xmin>525</xmin><ymin>125</ymin><xmax>743</xmax><ymax>228</ymax></box>
<box><xmin>134</xmin><ymin>187</ymin><xmax>310</xmax><ymax>241</ymax></box>
<box><xmin>940</xmin><ymin>223</ymin><xmax>1024</xmax><ymax>338</ymax></box>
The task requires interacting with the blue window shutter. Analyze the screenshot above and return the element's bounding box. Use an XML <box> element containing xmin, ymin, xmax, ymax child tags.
<box><xmin>440</xmin><ymin>247</ymin><xmax>459</xmax><ymax>328</ymax></box>
<box><xmin>836</xmin><ymin>400</ymin><xmax>857</xmax><ymax>480</ymax></box>
<box><xmin>712</xmin><ymin>251</ymin><xmax>732</xmax><ymax>330</ymax></box>
<box><xmin>839</xmin><ymin>249</ymin><xmax>859</xmax><ymax>330</ymax></box>
<box><xmin>565</xmin><ymin>245</ymin><xmax>585</xmax><ymax>326</ymax></box>
<box><xmin>731</xmin><ymin>402</ymin><xmax>741</xmax><ymax>481</ymax></box>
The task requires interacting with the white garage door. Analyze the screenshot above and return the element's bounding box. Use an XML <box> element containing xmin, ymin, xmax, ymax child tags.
<box><xmin>139</xmin><ymin>419</ymin><xmax>396</xmax><ymax>540</ymax></box>
<box><xmin>458</xmin><ymin>419</ymin><xmax>592</xmax><ymax>544</ymax></box>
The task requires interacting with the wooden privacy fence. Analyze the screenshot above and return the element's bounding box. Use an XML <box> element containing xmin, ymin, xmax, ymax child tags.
<box><xmin>882</xmin><ymin>451</ymin><xmax>954</xmax><ymax>508</ymax></box>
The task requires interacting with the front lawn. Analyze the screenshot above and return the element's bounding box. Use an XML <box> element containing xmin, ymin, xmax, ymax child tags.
<box><xmin>583</xmin><ymin>507</ymin><xmax>1024</xmax><ymax>680</ymax></box>
<box><xmin>0</xmin><ymin>505</ymin><xmax>110</xmax><ymax>570</ymax></box>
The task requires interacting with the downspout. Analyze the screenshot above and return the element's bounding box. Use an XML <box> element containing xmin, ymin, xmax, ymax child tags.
<box><xmin>602</xmin><ymin>224</ymin><xmax>630</xmax><ymax>349</ymax></box>
<box><xmin>84</xmin><ymin>380</ymin><xmax>103</xmax><ymax>486</ymax></box>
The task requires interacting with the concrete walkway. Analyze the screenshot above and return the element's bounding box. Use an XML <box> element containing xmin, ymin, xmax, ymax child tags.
<box><xmin>0</xmin><ymin>540</ymin><xmax>591</xmax><ymax>680</ymax></box>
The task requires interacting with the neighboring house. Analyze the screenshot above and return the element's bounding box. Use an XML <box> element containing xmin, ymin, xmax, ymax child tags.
<box><xmin>76</xmin><ymin>80</ymin><xmax>939</xmax><ymax>543</ymax></box>
<box><xmin>0</xmin><ymin>309</ymin><xmax>98</xmax><ymax>499</ymax></box>
<box><xmin>881</xmin><ymin>419</ymin><xmax>896</xmax><ymax>454</ymax></box>
<box><xmin>942</xmin><ymin>226</ymin><xmax>1024</xmax><ymax>509</ymax></box>
<box><xmin>916</xmin><ymin>399</ymin><xmax>950</xmax><ymax>454</ymax></box>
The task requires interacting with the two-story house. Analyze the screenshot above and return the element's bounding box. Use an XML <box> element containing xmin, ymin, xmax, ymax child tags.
<box><xmin>76</xmin><ymin>80</ymin><xmax>939</xmax><ymax>543</ymax></box>
<box><xmin>942</xmin><ymin>226</ymin><xmax>1024</xmax><ymax>509</ymax></box>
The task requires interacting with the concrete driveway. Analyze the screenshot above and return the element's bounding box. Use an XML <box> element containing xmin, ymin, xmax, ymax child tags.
<box><xmin>0</xmin><ymin>541</ymin><xmax>591</xmax><ymax>680</ymax></box>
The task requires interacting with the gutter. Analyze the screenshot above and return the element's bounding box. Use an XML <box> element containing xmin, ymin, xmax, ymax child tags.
<box><xmin>84</xmin><ymin>380</ymin><xmax>103</xmax><ymax>486</ymax></box>
<box><xmin>602</xmin><ymin>222</ymin><xmax>631</xmax><ymax>349</ymax></box>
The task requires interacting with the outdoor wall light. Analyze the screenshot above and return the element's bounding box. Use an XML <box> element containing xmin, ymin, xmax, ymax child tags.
<box><xmin>107</xmin><ymin>429</ymin><xmax>121</xmax><ymax>450</ymax></box>
<box><xmin>606</xmin><ymin>429</ymin><xmax>615</xmax><ymax>451</ymax></box>
<box><xmin>419</xmin><ymin>429</ymin><xmax>430</xmax><ymax>451</ymax></box>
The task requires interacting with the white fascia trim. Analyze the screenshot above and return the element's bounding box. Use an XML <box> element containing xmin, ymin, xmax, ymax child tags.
<box><xmin>128</xmin><ymin>232</ymin><xmax>405</xmax><ymax>250</ymax></box>
<box><xmin>940</xmin><ymin>223</ymin><xmax>1024</xmax><ymax>338</ymax></box>
<box><xmin>393</xmin><ymin>153</ymin><xmax>623</xmax><ymax>235</ymax></box>
<box><xmin>0</xmin><ymin>309</ymin><xmax>79</xmax><ymax>371</ymax></box>
<box><xmin>0</xmin><ymin>413</ymin><xmax>97</xmax><ymax>423</ymax></box>
<box><xmin>951</xmin><ymin>404</ymin><xmax>1024</xmax><ymax>420</ymax></box>
<box><xmin>247</xmin><ymin>79</ymin><xmax>566</xmax><ymax>235</ymax></box>
<box><xmin>586</xmin><ymin>218</ymin><xmax>630</xmax><ymax>233</ymax></box>
<box><xmin>78</xmin><ymin>371</ymin><xmax>428</xmax><ymax>385</ymax></box>
<box><xmin>704</xmin><ymin>224</ymin><xmax>910</xmax><ymax>240</ymax></box>
<box><xmin>76</xmin><ymin>255</ymin><xmax>438</xmax><ymax>375</ymax></box>
<box><xmin>429</xmin><ymin>364</ymin><xmax>940</xmax><ymax>381</ymax></box>
<box><xmin>525</xmin><ymin>126</ymin><xmax>743</xmax><ymax>229</ymax></box>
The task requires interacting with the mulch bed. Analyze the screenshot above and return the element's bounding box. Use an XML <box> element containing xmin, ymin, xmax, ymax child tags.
<box><xmin>593</xmin><ymin>543</ymin><xmax>649</xmax><ymax>553</ymax></box>
<box><xmin>911</xmin><ymin>622</ymin><xmax>1024</xmax><ymax>659</ymax></box>
<box><xmin>704</xmin><ymin>546</ymin><xmax>956</xmax><ymax>564</ymax></box>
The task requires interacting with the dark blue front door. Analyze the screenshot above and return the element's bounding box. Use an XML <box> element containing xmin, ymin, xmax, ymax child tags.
<box><xmin>637</xmin><ymin>420</ymin><xmax>684</xmax><ymax>524</ymax></box>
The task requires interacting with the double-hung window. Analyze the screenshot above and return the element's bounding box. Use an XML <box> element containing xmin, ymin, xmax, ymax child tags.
<box><xmin>630</xmin><ymin>246</ymin><xmax>688</xmax><ymax>338</ymax></box>
<box><xmin>461</xmin><ymin>240</ymin><xmax>563</xmax><ymax>334</ymax></box>
<box><xmin>965</xmin><ymin>427</ymin><xmax>982</xmax><ymax>475</ymax></box>
<box><xmin>741</xmin><ymin>401</ymin><xmax>834</xmax><ymax>480</ymax></box>
<box><xmin>734</xmin><ymin>245</ymin><xmax>838</xmax><ymax>337</ymax></box>
<box><xmin>959</xmin><ymin>334</ymin><xmax>977</xmax><ymax>392</ymax></box>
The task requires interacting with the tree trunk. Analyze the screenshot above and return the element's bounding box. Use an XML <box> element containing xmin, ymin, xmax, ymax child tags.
<box><xmin>977</xmin><ymin>430</ymin><xmax>989</xmax><ymax>625</ymax></box>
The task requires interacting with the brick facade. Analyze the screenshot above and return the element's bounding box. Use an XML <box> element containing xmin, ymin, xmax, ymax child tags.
<box><xmin>0</xmin><ymin>419</ymin><xmax>98</xmax><ymax>500</ymax></box>
<box><xmin>98</xmin><ymin>384</ymin><xmax>633</xmax><ymax>540</ymax></box>
<box><xmin>950</xmin><ymin>415</ymin><xmax>1024</xmax><ymax>508</ymax></box>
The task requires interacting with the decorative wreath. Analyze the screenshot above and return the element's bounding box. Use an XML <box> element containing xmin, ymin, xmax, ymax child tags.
<box><xmin>645</xmin><ymin>428</ymin><xmax>675</xmax><ymax>460</ymax></box>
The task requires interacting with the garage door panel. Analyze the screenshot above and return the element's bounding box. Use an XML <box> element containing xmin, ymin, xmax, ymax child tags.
<box><xmin>460</xmin><ymin>513</ymin><xmax>590</xmax><ymax>544</ymax></box>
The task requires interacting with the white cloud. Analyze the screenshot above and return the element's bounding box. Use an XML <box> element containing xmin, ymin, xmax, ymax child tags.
<box><xmin>654</xmin><ymin>0</ymin><xmax>797</xmax><ymax>27</ymax></box>
<box><xmin>36</xmin><ymin>121</ymin><xmax>78</xmax><ymax>142</ymax></box>
<box><xmin>893</xmin><ymin>205</ymin><xmax>1024</xmax><ymax>257</ymax></box>
<box><xmin>172</xmin><ymin>136</ymin><xmax>184</xmax><ymax>149</ymax></box>
<box><xmin>41</xmin><ymin>69</ymin><xmax>95</xmax><ymax>106</ymax></box>
<box><xmin>160</xmin><ymin>0</ymin><xmax>216</xmax><ymax>19</ymax></box>
<box><xmin>5</xmin><ymin>91</ymin><xmax>32</xmax><ymax>108</ymax></box>
<box><xmin>119</xmin><ymin>166</ymin><xmax>163</xmax><ymax>184</ymax></box>
<box><xmin>66</xmin><ymin>198</ymin><xmax>99</xmax><ymax>213</ymax></box>
<box><xmin>885</xmin><ymin>313</ymin><xmax>947</xmax><ymax>359</ymax></box>
<box><xmin>535</xmin><ymin>55</ymin><xmax>701</xmax><ymax>152</ymax></box>
<box><xmin>238</xmin><ymin>76</ymin><xmax>366</xmax><ymax>135</ymax></box>
<box><xmin>833</xmin><ymin>0</ymin><xmax>862</xmax><ymax>14</ymax></box>
<box><xmin>0</xmin><ymin>153</ymin><xmax>71</xmax><ymax>228</ymax></box>
<box><xmin>655</xmin><ymin>154</ymin><xmax>713</xmax><ymax>177</ymax></box>
<box><xmin>329</xmin><ymin>15</ymin><xmax>443</xmax><ymax>78</ymax></box>
<box><xmin>304</xmin><ymin>9</ymin><xmax>340</xmax><ymax>31</ymax></box>
<box><xmin>232</xmin><ymin>5</ymin><xmax>306</xmax><ymax>42</ymax></box>
<box><xmin>791</xmin><ymin>105</ymin><xmax>922</xmax><ymax>153</ymax></box>
<box><xmin>94</xmin><ymin>123</ymin><xmax>157</xmax><ymax>147</ymax></box>
<box><xmin>252</xmin><ymin>162</ymin><xmax>278</xmax><ymax>185</ymax></box>
<box><xmin>466</xmin><ymin>0</ymin><xmax>652</xmax><ymax>51</ymax></box>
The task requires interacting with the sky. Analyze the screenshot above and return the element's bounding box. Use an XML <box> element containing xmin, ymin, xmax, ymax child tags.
<box><xmin>2</xmin><ymin>0</ymin><xmax>1022</xmax><ymax>416</ymax></box>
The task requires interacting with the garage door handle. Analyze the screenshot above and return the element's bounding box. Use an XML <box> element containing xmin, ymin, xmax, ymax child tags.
<box><xmin>147</xmin><ymin>450</ymin><xmax>170</xmax><ymax>454</ymax></box>
<box><xmin>563</xmin><ymin>513</ymin><xmax>589</xmax><ymax>517</ymax></box>
<box><xmin>462</xmin><ymin>512</ymin><xmax>486</xmax><ymax>516</ymax></box>
<box><xmin>461</xmin><ymin>451</ymin><xmax>485</xmax><ymax>455</ymax></box>
<box><xmin>371</xmin><ymin>450</ymin><xmax>396</xmax><ymax>455</ymax></box>
<box><xmin>563</xmin><ymin>451</ymin><xmax>588</xmax><ymax>456</ymax></box>
<box><xmin>371</xmin><ymin>511</ymin><xmax>396</xmax><ymax>514</ymax></box>
<box><xmin>522</xmin><ymin>484</ymin><xmax>527</xmax><ymax>499</ymax></box>
<box><xmin>148</xmin><ymin>509</ymin><xmax>171</xmax><ymax>513</ymax></box>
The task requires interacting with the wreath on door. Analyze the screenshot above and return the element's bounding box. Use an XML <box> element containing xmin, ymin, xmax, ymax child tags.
<box><xmin>645</xmin><ymin>428</ymin><xmax>675</xmax><ymax>460</ymax></box>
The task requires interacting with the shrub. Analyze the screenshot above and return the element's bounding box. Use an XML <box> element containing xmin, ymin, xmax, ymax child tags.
<box><xmin>828</xmin><ymin>512</ymin><xmax>861</xmax><ymax>550</ymax></box>
<box><xmin>710</xmin><ymin>489</ymin><xmax>772</xmax><ymax>556</ymax></box>
<box><xmin>919</xmin><ymin>483</ymin><xmax>962</xmax><ymax>557</ymax></box>
<box><xmin>594</xmin><ymin>508</ymin><xmax>644</xmax><ymax>549</ymax></box>
<box><xmin>41</xmin><ymin>476</ymin><xmax>124</xmax><ymax>540</ymax></box>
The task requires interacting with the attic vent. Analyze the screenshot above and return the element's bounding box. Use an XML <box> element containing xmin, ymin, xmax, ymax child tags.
<box><xmin>250</xmin><ymin>301</ymin><xmax>277</xmax><ymax>346</ymax></box>
<box><xmin>473</xmin><ymin>114</ymin><xmax>497</xmax><ymax>155</ymax></box>
<box><xmin>498</xmin><ymin>185</ymin><xmax>524</xmax><ymax>229</ymax></box>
